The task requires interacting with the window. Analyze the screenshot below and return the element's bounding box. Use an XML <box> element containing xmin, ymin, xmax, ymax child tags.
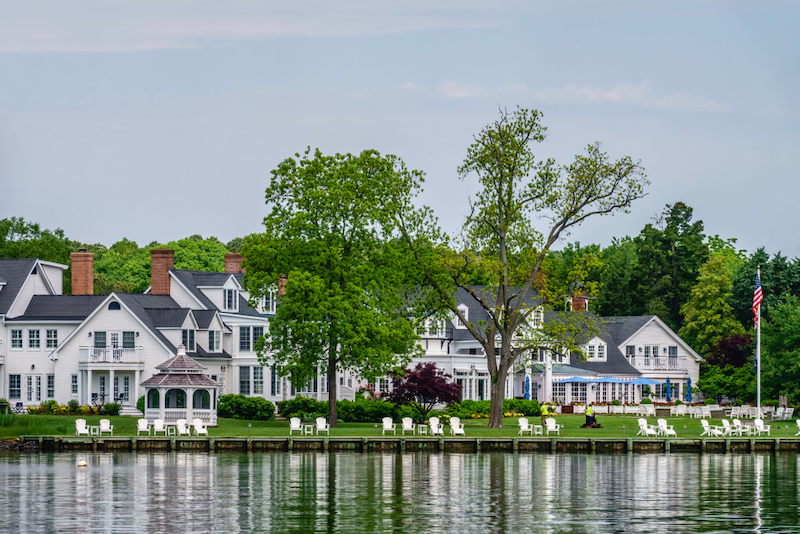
<box><xmin>625</xmin><ymin>345</ymin><xmax>635</xmax><ymax>359</ymax></box>
<box><xmin>182</xmin><ymin>329</ymin><xmax>196</xmax><ymax>351</ymax></box>
<box><xmin>209</xmin><ymin>331</ymin><xmax>221</xmax><ymax>352</ymax></box>
<box><xmin>644</xmin><ymin>345</ymin><xmax>658</xmax><ymax>364</ymax></box>
<box><xmin>28</xmin><ymin>329</ymin><xmax>40</xmax><ymax>349</ymax></box>
<box><xmin>455</xmin><ymin>305</ymin><xmax>469</xmax><ymax>328</ymax></box>
<box><xmin>253</xmin><ymin>367</ymin><xmax>264</xmax><ymax>395</ymax></box>
<box><xmin>9</xmin><ymin>375</ymin><xmax>20</xmax><ymax>399</ymax></box>
<box><xmin>108</xmin><ymin>302</ymin><xmax>121</xmax><ymax>310</ymax></box>
<box><xmin>94</xmin><ymin>331</ymin><xmax>107</xmax><ymax>349</ymax></box>
<box><xmin>668</xmin><ymin>346</ymin><xmax>678</xmax><ymax>357</ymax></box>
<box><xmin>271</xmin><ymin>366</ymin><xmax>281</xmax><ymax>396</ymax></box>
<box><xmin>122</xmin><ymin>331</ymin><xmax>135</xmax><ymax>349</ymax></box>
<box><xmin>261</xmin><ymin>291</ymin><xmax>277</xmax><ymax>314</ymax></box>
<box><xmin>47</xmin><ymin>374</ymin><xmax>55</xmax><ymax>399</ymax></box>
<box><xmin>71</xmin><ymin>374</ymin><xmax>78</xmax><ymax>396</ymax></box>
<box><xmin>531</xmin><ymin>307</ymin><xmax>544</xmax><ymax>328</ymax></box>
<box><xmin>253</xmin><ymin>326</ymin><xmax>264</xmax><ymax>346</ymax></box>
<box><xmin>10</xmin><ymin>330</ymin><xmax>22</xmax><ymax>349</ymax></box>
<box><xmin>586</xmin><ymin>338</ymin><xmax>607</xmax><ymax>361</ymax></box>
<box><xmin>46</xmin><ymin>330</ymin><xmax>58</xmax><ymax>349</ymax></box>
<box><xmin>239</xmin><ymin>327</ymin><xmax>251</xmax><ymax>351</ymax></box>
<box><xmin>26</xmin><ymin>376</ymin><xmax>33</xmax><ymax>401</ymax></box>
<box><xmin>224</xmin><ymin>289</ymin><xmax>238</xmax><ymax>311</ymax></box>
<box><xmin>239</xmin><ymin>366</ymin><xmax>251</xmax><ymax>395</ymax></box>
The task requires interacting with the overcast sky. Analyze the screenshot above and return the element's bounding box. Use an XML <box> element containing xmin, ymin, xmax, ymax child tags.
<box><xmin>1</xmin><ymin>1</ymin><xmax>797</xmax><ymax>256</ymax></box>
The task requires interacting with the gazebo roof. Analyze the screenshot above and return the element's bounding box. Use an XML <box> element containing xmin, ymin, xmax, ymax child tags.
<box><xmin>141</xmin><ymin>344</ymin><xmax>218</xmax><ymax>388</ymax></box>
<box><xmin>155</xmin><ymin>346</ymin><xmax>207</xmax><ymax>371</ymax></box>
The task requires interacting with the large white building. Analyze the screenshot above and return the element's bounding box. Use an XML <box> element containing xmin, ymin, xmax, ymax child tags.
<box><xmin>0</xmin><ymin>252</ymin><xmax>702</xmax><ymax>415</ymax></box>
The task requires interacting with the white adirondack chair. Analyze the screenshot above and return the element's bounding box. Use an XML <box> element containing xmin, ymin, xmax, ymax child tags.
<box><xmin>657</xmin><ymin>418</ymin><xmax>677</xmax><ymax>437</ymax></box>
<box><xmin>289</xmin><ymin>417</ymin><xmax>302</xmax><ymax>435</ymax></box>
<box><xmin>98</xmin><ymin>419</ymin><xmax>114</xmax><ymax>436</ymax></box>
<box><xmin>795</xmin><ymin>420</ymin><xmax>800</xmax><ymax>436</ymax></box>
<box><xmin>152</xmin><ymin>419</ymin><xmax>168</xmax><ymax>436</ymax></box>
<box><xmin>429</xmin><ymin>417</ymin><xmax>444</xmax><ymax>436</ymax></box>
<box><xmin>75</xmin><ymin>418</ymin><xmax>90</xmax><ymax>436</ymax></box>
<box><xmin>753</xmin><ymin>419</ymin><xmax>771</xmax><ymax>436</ymax></box>
<box><xmin>449</xmin><ymin>417</ymin><xmax>465</xmax><ymax>436</ymax></box>
<box><xmin>719</xmin><ymin>419</ymin><xmax>737</xmax><ymax>436</ymax></box>
<box><xmin>783</xmin><ymin>407</ymin><xmax>795</xmax><ymax>420</ymax></box>
<box><xmin>700</xmin><ymin>419</ymin><xmax>722</xmax><ymax>437</ymax></box>
<box><xmin>544</xmin><ymin>417</ymin><xmax>560</xmax><ymax>436</ymax></box>
<box><xmin>401</xmin><ymin>417</ymin><xmax>415</xmax><ymax>435</ymax></box>
<box><xmin>637</xmin><ymin>418</ymin><xmax>658</xmax><ymax>436</ymax></box>
<box><xmin>192</xmin><ymin>418</ymin><xmax>208</xmax><ymax>436</ymax></box>
<box><xmin>518</xmin><ymin>417</ymin><xmax>534</xmax><ymax>436</ymax></box>
<box><xmin>316</xmin><ymin>417</ymin><xmax>330</xmax><ymax>435</ymax></box>
<box><xmin>774</xmin><ymin>407</ymin><xmax>785</xmax><ymax>420</ymax></box>
<box><xmin>175</xmin><ymin>419</ymin><xmax>191</xmax><ymax>436</ymax></box>
<box><xmin>382</xmin><ymin>417</ymin><xmax>397</xmax><ymax>435</ymax></box>
<box><xmin>732</xmin><ymin>419</ymin><xmax>751</xmax><ymax>436</ymax></box>
<box><xmin>136</xmin><ymin>418</ymin><xmax>151</xmax><ymax>435</ymax></box>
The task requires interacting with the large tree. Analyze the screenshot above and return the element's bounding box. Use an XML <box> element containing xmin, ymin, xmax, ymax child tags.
<box><xmin>385</xmin><ymin>362</ymin><xmax>462</xmax><ymax>421</ymax></box>
<box><xmin>243</xmin><ymin>148</ymin><xmax>428</xmax><ymax>426</ymax></box>
<box><xmin>394</xmin><ymin>107</ymin><xmax>648</xmax><ymax>427</ymax></box>
<box><xmin>762</xmin><ymin>295</ymin><xmax>800</xmax><ymax>404</ymax></box>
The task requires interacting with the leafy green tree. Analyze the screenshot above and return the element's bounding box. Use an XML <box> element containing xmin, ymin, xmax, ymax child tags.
<box><xmin>631</xmin><ymin>202</ymin><xmax>708</xmax><ymax>332</ymax></box>
<box><xmin>243</xmin><ymin>148</ymin><xmax>428</xmax><ymax>426</ymax></box>
<box><xmin>595</xmin><ymin>237</ymin><xmax>639</xmax><ymax>316</ymax></box>
<box><xmin>542</xmin><ymin>242</ymin><xmax>603</xmax><ymax>312</ymax></box>
<box><xmin>762</xmin><ymin>295</ymin><xmax>800</xmax><ymax>404</ymax></box>
<box><xmin>698</xmin><ymin>364</ymin><xmax>754</xmax><ymax>404</ymax></box>
<box><xmin>731</xmin><ymin>248</ymin><xmax>800</xmax><ymax>329</ymax></box>
<box><xmin>165</xmin><ymin>236</ymin><xmax>229</xmax><ymax>272</ymax></box>
<box><xmin>394</xmin><ymin>107</ymin><xmax>648</xmax><ymax>427</ymax></box>
<box><xmin>226</xmin><ymin>237</ymin><xmax>245</xmax><ymax>253</ymax></box>
<box><xmin>0</xmin><ymin>217</ymin><xmax>74</xmax><ymax>289</ymax></box>
<box><xmin>679</xmin><ymin>253</ymin><xmax>745</xmax><ymax>357</ymax></box>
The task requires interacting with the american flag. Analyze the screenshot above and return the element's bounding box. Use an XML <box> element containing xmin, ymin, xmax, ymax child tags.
<box><xmin>753</xmin><ymin>272</ymin><xmax>763</xmax><ymax>325</ymax></box>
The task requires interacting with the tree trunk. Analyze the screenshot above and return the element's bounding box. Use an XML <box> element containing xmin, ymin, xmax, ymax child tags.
<box><xmin>488</xmin><ymin>365</ymin><xmax>509</xmax><ymax>428</ymax></box>
<box><xmin>327</xmin><ymin>352</ymin><xmax>338</xmax><ymax>427</ymax></box>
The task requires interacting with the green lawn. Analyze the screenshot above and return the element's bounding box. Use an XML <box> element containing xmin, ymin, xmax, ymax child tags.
<box><xmin>2</xmin><ymin>414</ymin><xmax>797</xmax><ymax>439</ymax></box>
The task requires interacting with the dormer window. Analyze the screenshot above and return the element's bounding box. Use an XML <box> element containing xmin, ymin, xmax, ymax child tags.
<box><xmin>531</xmin><ymin>306</ymin><xmax>544</xmax><ymax>328</ymax></box>
<box><xmin>586</xmin><ymin>337</ymin><xmax>607</xmax><ymax>361</ymax></box>
<box><xmin>182</xmin><ymin>330</ymin><xmax>195</xmax><ymax>352</ymax></box>
<box><xmin>224</xmin><ymin>289</ymin><xmax>238</xmax><ymax>311</ymax></box>
<box><xmin>260</xmin><ymin>290</ymin><xmax>277</xmax><ymax>314</ymax></box>
<box><xmin>455</xmin><ymin>304</ymin><xmax>469</xmax><ymax>329</ymax></box>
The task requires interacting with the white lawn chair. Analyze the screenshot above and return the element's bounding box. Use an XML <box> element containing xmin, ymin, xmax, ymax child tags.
<box><xmin>774</xmin><ymin>407</ymin><xmax>785</xmax><ymax>420</ymax></box>
<box><xmin>429</xmin><ymin>416</ymin><xmax>444</xmax><ymax>436</ymax></box>
<box><xmin>75</xmin><ymin>418</ymin><xmax>90</xmax><ymax>436</ymax></box>
<box><xmin>700</xmin><ymin>419</ymin><xmax>723</xmax><ymax>437</ymax></box>
<box><xmin>316</xmin><ymin>417</ymin><xmax>330</xmax><ymax>435</ymax></box>
<box><xmin>676</xmin><ymin>404</ymin><xmax>687</xmax><ymax>416</ymax></box>
<box><xmin>289</xmin><ymin>417</ymin><xmax>302</xmax><ymax>435</ymax></box>
<box><xmin>400</xmin><ymin>417</ymin><xmax>415</xmax><ymax>435</ymax></box>
<box><xmin>136</xmin><ymin>418</ymin><xmax>151</xmax><ymax>436</ymax></box>
<box><xmin>729</xmin><ymin>406</ymin><xmax>741</xmax><ymax>418</ymax></box>
<box><xmin>449</xmin><ymin>417</ymin><xmax>465</xmax><ymax>436</ymax></box>
<box><xmin>753</xmin><ymin>419</ymin><xmax>771</xmax><ymax>436</ymax></box>
<box><xmin>795</xmin><ymin>420</ymin><xmax>800</xmax><ymax>436</ymax></box>
<box><xmin>192</xmin><ymin>418</ymin><xmax>208</xmax><ymax>436</ymax></box>
<box><xmin>175</xmin><ymin>419</ymin><xmax>191</xmax><ymax>436</ymax></box>
<box><xmin>719</xmin><ymin>419</ymin><xmax>737</xmax><ymax>436</ymax></box>
<box><xmin>783</xmin><ymin>407</ymin><xmax>795</xmax><ymax>420</ymax></box>
<box><xmin>657</xmin><ymin>418</ymin><xmax>677</xmax><ymax>437</ymax></box>
<box><xmin>382</xmin><ymin>417</ymin><xmax>397</xmax><ymax>435</ymax></box>
<box><xmin>518</xmin><ymin>417</ymin><xmax>534</xmax><ymax>436</ymax></box>
<box><xmin>545</xmin><ymin>417</ymin><xmax>560</xmax><ymax>436</ymax></box>
<box><xmin>732</xmin><ymin>419</ymin><xmax>751</xmax><ymax>436</ymax></box>
<box><xmin>152</xmin><ymin>419</ymin><xmax>168</xmax><ymax>436</ymax></box>
<box><xmin>636</xmin><ymin>418</ymin><xmax>658</xmax><ymax>436</ymax></box>
<box><xmin>98</xmin><ymin>419</ymin><xmax>114</xmax><ymax>436</ymax></box>
<box><xmin>701</xmin><ymin>406</ymin><xmax>712</xmax><ymax>419</ymax></box>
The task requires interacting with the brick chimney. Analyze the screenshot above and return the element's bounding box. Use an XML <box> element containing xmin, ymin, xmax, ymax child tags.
<box><xmin>277</xmin><ymin>274</ymin><xmax>287</xmax><ymax>296</ymax></box>
<box><xmin>151</xmin><ymin>249</ymin><xmax>174</xmax><ymax>295</ymax></box>
<box><xmin>224</xmin><ymin>253</ymin><xmax>244</xmax><ymax>274</ymax></box>
<box><xmin>71</xmin><ymin>250</ymin><xmax>94</xmax><ymax>295</ymax></box>
<box><xmin>571</xmin><ymin>291</ymin><xmax>588</xmax><ymax>312</ymax></box>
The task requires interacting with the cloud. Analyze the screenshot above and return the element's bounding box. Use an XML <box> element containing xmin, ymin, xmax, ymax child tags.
<box><xmin>0</xmin><ymin>1</ymin><xmax>503</xmax><ymax>53</ymax></box>
<box><xmin>533</xmin><ymin>82</ymin><xmax>726</xmax><ymax>112</ymax></box>
<box><xmin>437</xmin><ymin>81</ymin><xmax>527</xmax><ymax>99</ymax></box>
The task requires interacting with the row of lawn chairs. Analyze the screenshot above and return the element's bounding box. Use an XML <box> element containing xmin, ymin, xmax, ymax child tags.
<box><xmin>637</xmin><ymin>418</ymin><xmax>677</xmax><ymax>437</ymax></box>
<box><xmin>518</xmin><ymin>417</ymin><xmax>561</xmax><ymax>436</ymax></box>
<box><xmin>288</xmin><ymin>416</ymin><xmax>466</xmax><ymax>436</ymax></box>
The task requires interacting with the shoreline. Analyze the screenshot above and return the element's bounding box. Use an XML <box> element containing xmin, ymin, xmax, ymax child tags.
<box><xmin>10</xmin><ymin>435</ymin><xmax>800</xmax><ymax>454</ymax></box>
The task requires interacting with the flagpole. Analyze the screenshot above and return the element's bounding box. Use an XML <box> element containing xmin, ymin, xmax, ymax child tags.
<box><xmin>756</xmin><ymin>266</ymin><xmax>762</xmax><ymax>417</ymax></box>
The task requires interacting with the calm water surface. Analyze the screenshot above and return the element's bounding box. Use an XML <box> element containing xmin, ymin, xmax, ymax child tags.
<box><xmin>0</xmin><ymin>451</ymin><xmax>798</xmax><ymax>533</ymax></box>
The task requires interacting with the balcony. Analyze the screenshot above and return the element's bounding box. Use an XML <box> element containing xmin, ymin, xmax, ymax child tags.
<box><xmin>627</xmin><ymin>356</ymin><xmax>687</xmax><ymax>371</ymax></box>
<box><xmin>79</xmin><ymin>346</ymin><xmax>144</xmax><ymax>364</ymax></box>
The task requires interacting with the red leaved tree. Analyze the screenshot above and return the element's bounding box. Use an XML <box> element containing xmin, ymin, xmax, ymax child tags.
<box><xmin>385</xmin><ymin>362</ymin><xmax>462</xmax><ymax>421</ymax></box>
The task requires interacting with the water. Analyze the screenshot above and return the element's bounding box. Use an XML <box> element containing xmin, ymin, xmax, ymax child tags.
<box><xmin>0</xmin><ymin>451</ymin><xmax>798</xmax><ymax>533</ymax></box>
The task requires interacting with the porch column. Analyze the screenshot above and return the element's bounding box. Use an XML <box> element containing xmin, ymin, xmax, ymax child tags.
<box><xmin>186</xmin><ymin>387</ymin><xmax>195</xmax><ymax>422</ymax></box>
<box><xmin>159</xmin><ymin>388</ymin><xmax>166</xmax><ymax>421</ymax></box>
<box><xmin>109</xmin><ymin>369</ymin><xmax>115</xmax><ymax>403</ymax></box>
<box><xmin>134</xmin><ymin>370</ymin><xmax>140</xmax><ymax>409</ymax></box>
<box><xmin>565</xmin><ymin>382</ymin><xmax>572</xmax><ymax>405</ymax></box>
<box><xmin>544</xmin><ymin>352</ymin><xmax>553</xmax><ymax>403</ymax></box>
<box><xmin>87</xmin><ymin>369</ymin><xmax>93</xmax><ymax>405</ymax></box>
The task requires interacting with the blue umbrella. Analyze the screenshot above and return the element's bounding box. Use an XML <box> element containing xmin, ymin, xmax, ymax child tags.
<box><xmin>524</xmin><ymin>376</ymin><xmax>531</xmax><ymax>400</ymax></box>
<box><xmin>666</xmin><ymin>377</ymin><xmax>672</xmax><ymax>402</ymax></box>
<box><xmin>686</xmin><ymin>377</ymin><xmax>692</xmax><ymax>402</ymax></box>
<box><xmin>629</xmin><ymin>377</ymin><xmax>661</xmax><ymax>385</ymax></box>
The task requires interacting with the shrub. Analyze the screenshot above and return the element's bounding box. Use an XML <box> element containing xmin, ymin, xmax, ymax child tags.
<box><xmin>674</xmin><ymin>400</ymin><xmax>683</xmax><ymax>405</ymax></box>
<box><xmin>218</xmin><ymin>394</ymin><xmax>276</xmax><ymax>420</ymax></box>
<box><xmin>67</xmin><ymin>399</ymin><xmax>80</xmax><ymax>413</ymax></box>
<box><xmin>502</xmin><ymin>398</ymin><xmax>541</xmax><ymax>416</ymax></box>
<box><xmin>277</xmin><ymin>395</ymin><xmax>327</xmax><ymax>418</ymax></box>
<box><xmin>641</xmin><ymin>398</ymin><xmax>653</xmax><ymax>404</ymax></box>
<box><xmin>336</xmin><ymin>398</ymin><xmax>396</xmax><ymax>422</ymax></box>
<box><xmin>100</xmin><ymin>402</ymin><xmax>122</xmax><ymax>416</ymax></box>
<box><xmin>137</xmin><ymin>396</ymin><xmax>145</xmax><ymax>413</ymax></box>
<box><xmin>611</xmin><ymin>399</ymin><xmax>622</xmax><ymax>406</ymax></box>
<box><xmin>80</xmin><ymin>405</ymin><xmax>93</xmax><ymax>415</ymax></box>
<box><xmin>704</xmin><ymin>398</ymin><xmax>715</xmax><ymax>405</ymax></box>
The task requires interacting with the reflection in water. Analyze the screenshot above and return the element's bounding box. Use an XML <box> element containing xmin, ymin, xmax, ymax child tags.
<box><xmin>0</xmin><ymin>452</ymin><xmax>798</xmax><ymax>533</ymax></box>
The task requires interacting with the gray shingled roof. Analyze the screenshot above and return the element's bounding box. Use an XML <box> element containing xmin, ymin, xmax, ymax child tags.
<box><xmin>115</xmin><ymin>293</ymin><xmax>183</xmax><ymax>354</ymax></box>
<box><xmin>156</xmin><ymin>352</ymin><xmax>207</xmax><ymax>371</ymax></box>
<box><xmin>169</xmin><ymin>269</ymin><xmax>218</xmax><ymax>310</ymax></box>
<box><xmin>145</xmin><ymin>308</ymin><xmax>192</xmax><ymax>328</ymax></box>
<box><xmin>140</xmin><ymin>373</ymin><xmax>220</xmax><ymax>388</ymax></box>
<box><xmin>564</xmin><ymin>315</ymin><xmax>645</xmax><ymax>376</ymax></box>
<box><xmin>7</xmin><ymin>295</ymin><xmax>107</xmax><ymax>321</ymax></box>
<box><xmin>0</xmin><ymin>259</ymin><xmax>37</xmax><ymax>315</ymax></box>
<box><xmin>531</xmin><ymin>364</ymin><xmax>596</xmax><ymax>375</ymax></box>
<box><xmin>192</xmin><ymin>310</ymin><xmax>218</xmax><ymax>329</ymax></box>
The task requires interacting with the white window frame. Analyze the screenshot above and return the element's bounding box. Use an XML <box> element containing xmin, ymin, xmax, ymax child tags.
<box><xmin>9</xmin><ymin>375</ymin><xmax>21</xmax><ymax>399</ymax></box>
<box><xmin>182</xmin><ymin>329</ymin><xmax>196</xmax><ymax>351</ymax></box>
<box><xmin>586</xmin><ymin>338</ymin><xmax>607</xmax><ymax>362</ymax></box>
<box><xmin>455</xmin><ymin>304</ymin><xmax>469</xmax><ymax>329</ymax></box>
<box><xmin>10</xmin><ymin>330</ymin><xmax>22</xmax><ymax>350</ymax></box>
<box><xmin>531</xmin><ymin>306</ymin><xmax>544</xmax><ymax>328</ymax></box>
<box><xmin>28</xmin><ymin>329</ymin><xmax>40</xmax><ymax>350</ymax></box>
<box><xmin>46</xmin><ymin>329</ymin><xmax>58</xmax><ymax>349</ymax></box>
<box><xmin>71</xmin><ymin>374</ymin><xmax>78</xmax><ymax>396</ymax></box>
<box><xmin>240</xmin><ymin>326</ymin><xmax>251</xmax><ymax>352</ymax></box>
<box><xmin>253</xmin><ymin>367</ymin><xmax>264</xmax><ymax>395</ymax></box>
<box><xmin>260</xmin><ymin>291</ymin><xmax>277</xmax><ymax>314</ymax></box>
<box><xmin>239</xmin><ymin>366</ymin><xmax>251</xmax><ymax>395</ymax></box>
<box><xmin>46</xmin><ymin>374</ymin><xmax>55</xmax><ymax>399</ymax></box>
<box><xmin>224</xmin><ymin>289</ymin><xmax>238</xmax><ymax>311</ymax></box>
<box><xmin>209</xmin><ymin>330</ymin><xmax>221</xmax><ymax>352</ymax></box>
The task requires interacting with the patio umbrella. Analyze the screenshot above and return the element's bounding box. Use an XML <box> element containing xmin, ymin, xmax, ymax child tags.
<box><xmin>686</xmin><ymin>377</ymin><xmax>692</xmax><ymax>402</ymax></box>
<box><xmin>629</xmin><ymin>377</ymin><xmax>661</xmax><ymax>385</ymax></box>
<box><xmin>524</xmin><ymin>376</ymin><xmax>531</xmax><ymax>400</ymax></box>
<box><xmin>666</xmin><ymin>377</ymin><xmax>672</xmax><ymax>402</ymax></box>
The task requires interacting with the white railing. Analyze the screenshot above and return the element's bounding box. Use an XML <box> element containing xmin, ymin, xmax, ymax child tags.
<box><xmin>145</xmin><ymin>408</ymin><xmax>217</xmax><ymax>425</ymax></box>
<box><xmin>627</xmin><ymin>356</ymin><xmax>687</xmax><ymax>371</ymax></box>
<box><xmin>79</xmin><ymin>346</ymin><xmax>144</xmax><ymax>363</ymax></box>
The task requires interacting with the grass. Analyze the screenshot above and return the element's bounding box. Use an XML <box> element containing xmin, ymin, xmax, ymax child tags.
<box><xmin>1</xmin><ymin>414</ymin><xmax>797</xmax><ymax>439</ymax></box>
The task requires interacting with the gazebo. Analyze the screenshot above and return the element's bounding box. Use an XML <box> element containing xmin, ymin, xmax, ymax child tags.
<box><xmin>141</xmin><ymin>345</ymin><xmax>220</xmax><ymax>426</ymax></box>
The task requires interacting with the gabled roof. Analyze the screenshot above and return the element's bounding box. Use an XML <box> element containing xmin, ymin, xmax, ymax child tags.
<box><xmin>145</xmin><ymin>308</ymin><xmax>193</xmax><ymax>328</ymax></box>
<box><xmin>531</xmin><ymin>364</ymin><xmax>595</xmax><ymax>375</ymax></box>
<box><xmin>566</xmin><ymin>316</ymin><xmax>641</xmax><ymax>376</ymax></box>
<box><xmin>451</xmin><ymin>286</ymin><xmax>540</xmax><ymax>342</ymax></box>
<box><xmin>0</xmin><ymin>259</ymin><xmax>37</xmax><ymax>315</ymax></box>
<box><xmin>6</xmin><ymin>295</ymin><xmax>107</xmax><ymax>321</ymax></box>
<box><xmin>611</xmin><ymin>315</ymin><xmax>704</xmax><ymax>362</ymax></box>
<box><xmin>192</xmin><ymin>309</ymin><xmax>219</xmax><ymax>329</ymax></box>
<box><xmin>156</xmin><ymin>352</ymin><xmax>207</xmax><ymax>371</ymax></box>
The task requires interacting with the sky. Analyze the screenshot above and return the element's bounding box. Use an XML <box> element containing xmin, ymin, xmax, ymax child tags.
<box><xmin>1</xmin><ymin>1</ymin><xmax>798</xmax><ymax>256</ymax></box>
